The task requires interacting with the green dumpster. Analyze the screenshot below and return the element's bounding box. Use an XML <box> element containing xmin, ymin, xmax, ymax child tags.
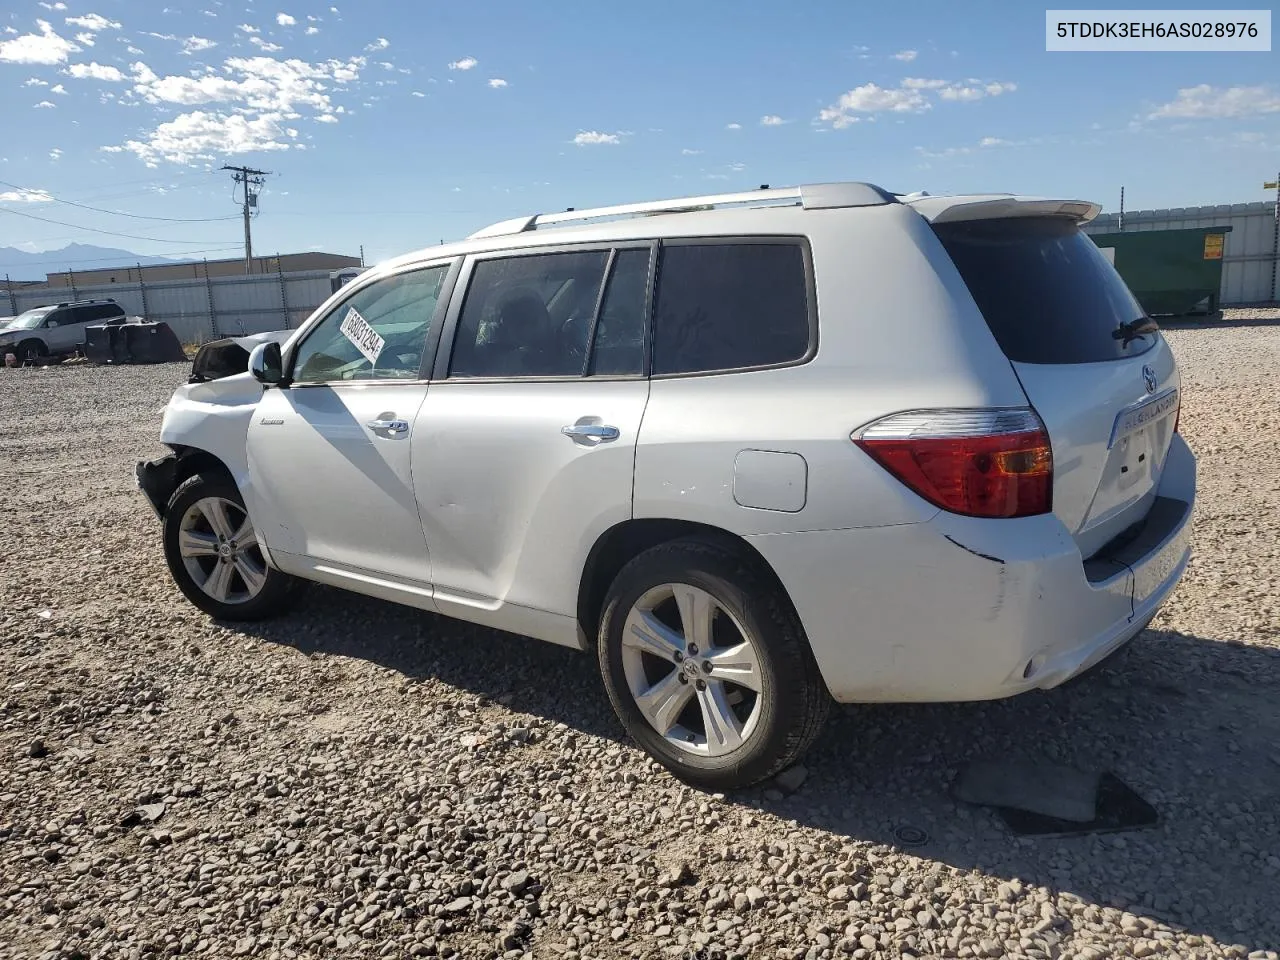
<box><xmin>1089</xmin><ymin>225</ymin><xmax>1232</xmax><ymax>316</ymax></box>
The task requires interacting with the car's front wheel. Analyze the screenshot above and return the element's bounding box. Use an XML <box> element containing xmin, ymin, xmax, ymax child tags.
<box><xmin>162</xmin><ymin>473</ymin><xmax>302</xmax><ymax>621</ymax></box>
<box><xmin>15</xmin><ymin>340</ymin><xmax>47</xmax><ymax>364</ymax></box>
<box><xmin>597</xmin><ymin>539</ymin><xmax>830</xmax><ymax>791</ymax></box>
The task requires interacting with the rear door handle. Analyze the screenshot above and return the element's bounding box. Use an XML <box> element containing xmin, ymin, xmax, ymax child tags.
<box><xmin>367</xmin><ymin>418</ymin><xmax>410</xmax><ymax>435</ymax></box>
<box><xmin>561</xmin><ymin>423</ymin><xmax>620</xmax><ymax>442</ymax></box>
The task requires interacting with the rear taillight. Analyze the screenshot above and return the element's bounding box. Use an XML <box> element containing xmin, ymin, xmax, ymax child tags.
<box><xmin>853</xmin><ymin>409</ymin><xmax>1053</xmax><ymax>519</ymax></box>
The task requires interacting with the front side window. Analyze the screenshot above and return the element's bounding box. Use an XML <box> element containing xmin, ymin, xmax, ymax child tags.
<box><xmin>7</xmin><ymin>307</ymin><xmax>53</xmax><ymax>331</ymax></box>
<box><xmin>291</xmin><ymin>264</ymin><xmax>449</xmax><ymax>383</ymax></box>
<box><xmin>651</xmin><ymin>242</ymin><xmax>811</xmax><ymax>375</ymax></box>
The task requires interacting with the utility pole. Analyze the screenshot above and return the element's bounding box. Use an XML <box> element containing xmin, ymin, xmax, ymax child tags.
<box><xmin>221</xmin><ymin>165</ymin><xmax>269</xmax><ymax>274</ymax></box>
<box><xmin>1266</xmin><ymin>174</ymin><xmax>1280</xmax><ymax>304</ymax></box>
<box><xmin>1118</xmin><ymin>185</ymin><xmax>1125</xmax><ymax>232</ymax></box>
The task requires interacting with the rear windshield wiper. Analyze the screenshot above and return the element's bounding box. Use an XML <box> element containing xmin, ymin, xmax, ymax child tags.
<box><xmin>1112</xmin><ymin>316</ymin><xmax>1159</xmax><ymax>347</ymax></box>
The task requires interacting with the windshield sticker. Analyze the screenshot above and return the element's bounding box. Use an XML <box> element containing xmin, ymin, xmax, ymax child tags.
<box><xmin>339</xmin><ymin>307</ymin><xmax>385</xmax><ymax>365</ymax></box>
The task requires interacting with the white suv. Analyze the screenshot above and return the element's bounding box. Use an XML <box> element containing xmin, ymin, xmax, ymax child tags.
<box><xmin>137</xmin><ymin>182</ymin><xmax>1196</xmax><ymax>790</ymax></box>
<box><xmin>0</xmin><ymin>298</ymin><xmax>126</xmax><ymax>362</ymax></box>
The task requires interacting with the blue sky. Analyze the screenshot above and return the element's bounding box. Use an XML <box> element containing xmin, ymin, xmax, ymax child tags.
<box><xmin>1</xmin><ymin>0</ymin><xmax>1277</xmax><ymax>267</ymax></box>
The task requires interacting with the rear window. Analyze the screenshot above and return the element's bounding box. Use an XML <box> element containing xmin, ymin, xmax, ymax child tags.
<box><xmin>651</xmin><ymin>241</ymin><xmax>811</xmax><ymax>375</ymax></box>
<box><xmin>934</xmin><ymin>217</ymin><xmax>1154</xmax><ymax>364</ymax></box>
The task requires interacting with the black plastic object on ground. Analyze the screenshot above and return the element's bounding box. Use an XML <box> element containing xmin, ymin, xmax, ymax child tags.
<box><xmin>952</xmin><ymin>761</ymin><xmax>1158</xmax><ymax>837</ymax></box>
<box><xmin>994</xmin><ymin>773</ymin><xmax>1158</xmax><ymax>837</ymax></box>
<box><xmin>83</xmin><ymin>321</ymin><xmax>188</xmax><ymax>364</ymax></box>
<box><xmin>82</xmin><ymin>324</ymin><xmax>116</xmax><ymax>364</ymax></box>
<box><xmin>123</xmin><ymin>322</ymin><xmax>187</xmax><ymax>363</ymax></box>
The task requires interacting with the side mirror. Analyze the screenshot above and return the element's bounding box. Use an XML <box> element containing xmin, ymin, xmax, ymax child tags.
<box><xmin>46</xmin><ymin>320</ymin><xmax>58</xmax><ymax>328</ymax></box>
<box><xmin>249</xmin><ymin>340</ymin><xmax>284</xmax><ymax>385</ymax></box>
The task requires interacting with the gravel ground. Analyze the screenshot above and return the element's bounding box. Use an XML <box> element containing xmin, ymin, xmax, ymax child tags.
<box><xmin>2</xmin><ymin>309</ymin><xmax>1279</xmax><ymax>960</ymax></box>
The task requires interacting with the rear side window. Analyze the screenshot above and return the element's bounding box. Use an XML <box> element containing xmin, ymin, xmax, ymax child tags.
<box><xmin>83</xmin><ymin>304</ymin><xmax>123</xmax><ymax>323</ymax></box>
<box><xmin>652</xmin><ymin>242</ymin><xmax>811</xmax><ymax>375</ymax></box>
<box><xmin>934</xmin><ymin>217</ymin><xmax>1153</xmax><ymax>364</ymax></box>
<box><xmin>450</xmin><ymin>251</ymin><xmax>609</xmax><ymax>378</ymax></box>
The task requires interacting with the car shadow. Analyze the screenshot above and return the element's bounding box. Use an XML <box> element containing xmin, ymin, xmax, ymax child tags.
<box><xmin>232</xmin><ymin>585</ymin><xmax>1280</xmax><ymax>953</ymax></box>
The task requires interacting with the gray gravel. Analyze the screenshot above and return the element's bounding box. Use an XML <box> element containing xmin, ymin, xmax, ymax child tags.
<box><xmin>2</xmin><ymin>310</ymin><xmax>1280</xmax><ymax>960</ymax></box>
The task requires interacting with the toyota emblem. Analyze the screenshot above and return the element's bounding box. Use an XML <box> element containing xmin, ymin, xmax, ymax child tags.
<box><xmin>1142</xmin><ymin>365</ymin><xmax>1157</xmax><ymax>394</ymax></box>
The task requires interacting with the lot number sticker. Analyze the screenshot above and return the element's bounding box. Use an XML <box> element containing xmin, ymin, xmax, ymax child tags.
<box><xmin>339</xmin><ymin>307</ymin><xmax>385</xmax><ymax>364</ymax></box>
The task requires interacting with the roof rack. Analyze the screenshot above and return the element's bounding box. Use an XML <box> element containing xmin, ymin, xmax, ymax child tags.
<box><xmin>467</xmin><ymin>181</ymin><xmax>896</xmax><ymax>240</ymax></box>
<box><xmin>53</xmin><ymin>297</ymin><xmax>119</xmax><ymax>308</ymax></box>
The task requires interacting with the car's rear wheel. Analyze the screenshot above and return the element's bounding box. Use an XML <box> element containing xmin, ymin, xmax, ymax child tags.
<box><xmin>162</xmin><ymin>473</ymin><xmax>302</xmax><ymax>621</ymax></box>
<box><xmin>597</xmin><ymin>539</ymin><xmax>829</xmax><ymax>791</ymax></box>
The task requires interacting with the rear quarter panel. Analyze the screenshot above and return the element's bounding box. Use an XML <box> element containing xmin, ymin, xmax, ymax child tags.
<box><xmin>633</xmin><ymin>204</ymin><xmax>1031</xmax><ymax>535</ymax></box>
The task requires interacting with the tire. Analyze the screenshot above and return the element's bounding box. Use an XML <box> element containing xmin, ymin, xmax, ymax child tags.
<box><xmin>597</xmin><ymin>538</ymin><xmax>830</xmax><ymax>791</ymax></box>
<box><xmin>16</xmin><ymin>340</ymin><xmax>47</xmax><ymax>364</ymax></box>
<box><xmin>162</xmin><ymin>473</ymin><xmax>303</xmax><ymax>621</ymax></box>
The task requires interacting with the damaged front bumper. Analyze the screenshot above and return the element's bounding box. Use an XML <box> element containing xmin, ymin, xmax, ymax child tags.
<box><xmin>135</xmin><ymin>453</ymin><xmax>179</xmax><ymax>520</ymax></box>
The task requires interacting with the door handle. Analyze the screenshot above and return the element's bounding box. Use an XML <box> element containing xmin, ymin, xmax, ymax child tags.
<box><xmin>561</xmin><ymin>423</ymin><xmax>620</xmax><ymax>442</ymax></box>
<box><xmin>367</xmin><ymin>418</ymin><xmax>410</xmax><ymax>435</ymax></box>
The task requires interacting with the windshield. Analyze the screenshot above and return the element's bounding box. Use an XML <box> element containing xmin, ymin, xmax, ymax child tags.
<box><xmin>935</xmin><ymin>216</ymin><xmax>1155</xmax><ymax>364</ymax></box>
<box><xmin>5</xmin><ymin>307</ymin><xmax>54</xmax><ymax>331</ymax></box>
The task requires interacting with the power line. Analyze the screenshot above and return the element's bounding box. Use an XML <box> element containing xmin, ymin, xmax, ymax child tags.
<box><xmin>0</xmin><ymin>179</ymin><xmax>241</xmax><ymax>223</ymax></box>
<box><xmin>0</xmin><ymin>206</ymin><xmax>233</xmax><ymax>244</ymax></box>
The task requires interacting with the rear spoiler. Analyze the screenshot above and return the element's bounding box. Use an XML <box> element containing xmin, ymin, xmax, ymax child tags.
<box><xmin>906</xmin><ymin>195</ymin><xmax>1102</xmax><ymax>225</ymax></box>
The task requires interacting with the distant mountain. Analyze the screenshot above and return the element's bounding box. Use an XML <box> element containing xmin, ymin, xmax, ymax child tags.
<box><xmin>0</xmin><ymin>244</ymin><xmax>177</xmax><ymax>281</ymax></box>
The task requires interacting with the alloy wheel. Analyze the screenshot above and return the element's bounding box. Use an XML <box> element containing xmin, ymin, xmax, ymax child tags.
<box><xmin>620</xmin><ymin>582</ymin><xmax>764</xmax><ymax>757</ymax></box>
<box><xmin>177</xmin><ymin>496</ymin><xmax>268</xmax><ymax>605</ymax></box>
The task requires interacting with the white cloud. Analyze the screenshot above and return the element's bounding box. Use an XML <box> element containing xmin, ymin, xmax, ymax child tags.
<box><xmin>238</xmin><ymin>23</ymin><xmax>259</xmax><ymax>34</ymax></box>
<box><xmin>892</xmin><ymin>49</ymin><xmax>918</xmax><ymax>61</ymax></box>
<box><xmin>725</xmin><ymin>122</ymin><xmax>741</xmax><ymax>130</ymax></box>
<box><xmin>250</xmin><ymin>36</ymin><xmax>282</xmax><ymax>51</ymax></box>
<box><xmin>65</xmin><ymin>13</ymin><xmax>120</xmax><ymax>31</ymax></box>
<box><xmin>917</xmin><ymin>136</ymin><xmax>1022</xmax><ymax>159</ymax></box>
<box><xmin>276</xmin><ymin>12</ymin><xmax>296</xmax><ymax>26</ymax></box>
<box><xmin>23</xmin><ymin>77</ymin><xmax>48</xmax><ymax>86</ymax></box>
<box><xmin>819</xmin><ymin>82</ymin><xmax>929</xmax><ymax>127</ymax></box>
<box><xmin>0</xmin><ymin>188</ymin><xmax>54</xmax><ymax>203</ymax></box>
<box><xmin>448</xmin><ymin>56</ymin><xmax>477</xmax><ymax>70</ymax></box>
<box><xmin>0</xmin><ymin>20</ymin><xmax>80</xmax><ymax>64</ymax></box>
<box><xmin>38</xmin><ymin>1</ymin><xmax>68</xmax><ymax>8</ymax></box>
<box><xmin>365</xmin><ymin>37</ymin><xmax>389</xmax><ymax>51</ymax></box>
<box><xmin>1150</xmin><ymin>84</ymin><xmax>1280</xmax><ymax>119</ymax></box>
<box><xmin>487</xmin><ymin>77</ymin><xmax>507</xmax><ymax>88</ymax></box>
<box><xmin>760</xmin><ymin>114</ymin><xmax>785</xmax><ymax>126</ymax></box>
<box><xmin>938</xmin><ymin>80</ymin><xmax>1017</xmax><ymax>101</ymax></box>
<box><xmin>75</xmin><ymin>32</ymin><xmax>95</xmax><ymax>45</ymax></box>
<box><xmin>34</xmin><ymin>100</ymin><xmax>56</xmax><ymax>108</ymax></box>
<box><xmin>110</xmin><ymin>110</ymin><xmax>300</xmax><ymax>165</ymax></box>
<box><xmin>50</xmin><ymin>83</ymin><xmax>66</xmax><ymax>94</ymax></box>
<box><xmin>819</xmin><ymin>77</ymin><xmax>1016</xmax><ymax>128</ymax></box>
<box><xmin>728</xmin><ymin>161</ymin><xmax>746</xmax><ymax>171</ymax></box>
<box><xmin>681</xmin><ymin>148</ymin><xmax>702</xmax><ymax>155</ymax></box>
<box><xmin>49</xmin><ymin>147</ymin><xmax>62</xmax><ymax>159</ymax></box>
<box><xmin>573</xmin><ymin>130</ymin><xmax>620</xmax><ymax>146</ymax></box>
<box><xmin>181</xmin><ymin>36</ymin><xmax>217</xmax><ymax>54</ymax></box>
<box><xmin>305</xmin><ymin>26</ymin><xmax>318</xmax><ymax>35</ymax></box>
<box><xmin>315</xmin><ymin>113</ymin><xmax>337</xmax><ymax>122</ymax></box>
<box><xmin>67</xmin><ymin>60</ymin><xmax>126</xmax><ymax>81</ymax></box>
<box><xmin>410</xmin><ymin>90</ymin><xmax>424</xmax><ymax>97</ymax></box>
